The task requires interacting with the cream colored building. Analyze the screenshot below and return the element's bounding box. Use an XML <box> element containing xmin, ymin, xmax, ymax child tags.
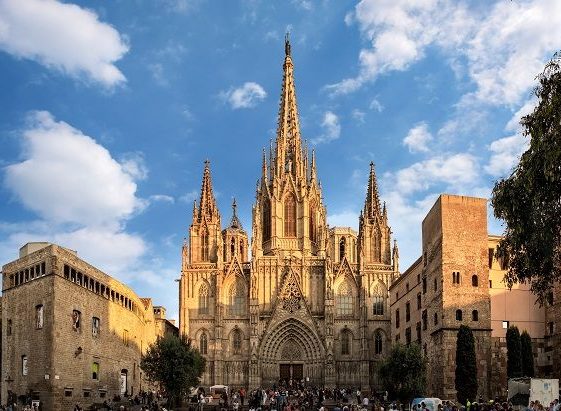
<box><xmin>179</xmin><ymin>38</ymin><xmax>399</xmax><ymax>390</ymax></box>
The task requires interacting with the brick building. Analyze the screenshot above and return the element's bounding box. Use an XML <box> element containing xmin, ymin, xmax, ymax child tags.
<box><xmin>1</xmin><ymin>242</ymin><xmax>177</xmax><ymax>410</ymax></box>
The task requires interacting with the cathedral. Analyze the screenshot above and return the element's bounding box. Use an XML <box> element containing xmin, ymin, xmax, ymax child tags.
<box><xmin>178</xmin><ymin>37</ymin><xmax>399</xmax><ymax>390</ymax></box>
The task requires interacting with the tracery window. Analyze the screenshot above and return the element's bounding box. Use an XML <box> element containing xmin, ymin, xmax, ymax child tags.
<box><xmin>231</xmin><ymin>238</ymin><xmax>235</xmax><ymax>257</ymax></box>
<box><xmin>228</xmin><ymin>279</ymin><xmax>246</xmax><ymax>316</ymax></box>
<box><xmin>232</xmin><ymin>329</ymin><xmax>242</xmax><ymax>354</ymax></box>
<box><xmin>198</xmin><ymin>283</ymin><xmax>209</xmax><ymax>315</ymax></box>
<box><xmin>200</xmin><ymin>333</ymin><xmax>208</xmax><ymax>355</ymax></box>
<box><xmin>374</xmin><ymin>331</ymin><xmax>383</xmax><ymax>355</ymax></box>
<box><xmin>341</xmin><ymin>329</ymin><xmax>351</xmax><ymax>355</ymax></box>
<box><xmin>263</xmin><ymin>200</ymin><xmax>271</xmax><ymax>241</ymax></box>
<box><xmin>201</xmin><ymin>229</ymin><xmax>209</xmax><ymax>262</ymax></box>
<box><xmin>336</xmin><ymin>281</ymin><xmax>353</xmax><ymax>316</ymax></box>
<box><xmin>372</xmin><ymin>284</ymin><xmax>385</xmax><ymax>316</ymax></box>
<box><xmin>284</xmin><ymin>194</ymin><xmax>296</xmax><ymax>237</ymax></box>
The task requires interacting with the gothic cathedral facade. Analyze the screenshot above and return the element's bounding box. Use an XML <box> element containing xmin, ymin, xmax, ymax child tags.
<box><xmin>178</xmin><ymin>39</ymin><xmax>399</xmax><ymax>389</ymax></box>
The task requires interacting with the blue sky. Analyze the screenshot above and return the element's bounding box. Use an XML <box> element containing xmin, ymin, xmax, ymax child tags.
<box><xmin>1</xmin><ymin>0</ymin><xmax>559</xmax><ymax>321</ymax></box>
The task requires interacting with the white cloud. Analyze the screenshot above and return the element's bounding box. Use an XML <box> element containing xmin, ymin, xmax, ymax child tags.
<box><xmin>388</xmin><ymin>153</ymin><xmax>479</xmax><ymax>195</ymax></box>
<box><xmin>352</xmin><ymin>109</ymin><xmax>366</xmax><ymax>123</ymax></box>
<box><xmin>4</xmin><ymin>111</ymin><xmax>144</xmax><ymax>226</ymax></box>
<box><xmin>148</xmin><ymin>63</ymin><xmax>168</xmax><ymax>87</ymax></box>
<box><xmin>369</xmin><ymin>98</ymin><xmax>384</xmax><ymax>112</ymax></box>
<box><xmin>149</xmin><ymin>195</ymin><xmax>175</xmax><ymax>204</ymax></box>
<box><xmin>312</xmin><ymin>111</ymin><xmax>341</xmax><ymax>144</ymax></box>
<box><xmin>221</xmin><ymin>82</ymin><xmax>267</xmax><ymax>109</ymax></box>
<box><xmin>179</xmin><ymin>190</ymin><xmax>199</xmax><ymax>204</ymax></box>
<box><xmin>484</xmin><ymin>134</ymin><xmax>528</xmax><ymax>177</ymax></box>
<box><xmin>120</xmin><ymin>152</ymin><xmax>148</xmax><ymax>181</ymax></box>
<box><xmin>0</xmin><ymin>0</ymin><xmax>129</xmax><ymax>87</ymax></box>
<box><xmin>505</xmin><ymin>98</ymin><xmax>536</xmax><ymax>133</ymax></box>
<box><xmin>403</xmin><ymin>122</ymin><xmax>433</xmax><ymax>153</ymax></box>
<box><xmin>328</xmin><ymin>0</ymin><xmax>561</xmax><ymax>108</ymax></box>
<box><xmin>291</xmin><ymin>0</ymin><xmax>312</xmax><ymax>11</ymax></box>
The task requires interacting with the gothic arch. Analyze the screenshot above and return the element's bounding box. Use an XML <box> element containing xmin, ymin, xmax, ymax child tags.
<box><xmin>259</xmin><ymin>318</ymin><xmax>325</xmax><ymax>362</ymax></box>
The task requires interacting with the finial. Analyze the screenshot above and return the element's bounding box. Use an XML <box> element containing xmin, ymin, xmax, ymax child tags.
<box><xmin>204</xmin><ymin>159</ymin><xmax>210</xmax><ymax>169</ymax></box>
<box><xmin>285</xmin><ymin>32</ymin><xmax>291</xmax><ymax>56</ymax></box>
<box><xmin>232</xmin><ymin>198</ymin><xmax>237</xmax><ymax>216</ymax></box>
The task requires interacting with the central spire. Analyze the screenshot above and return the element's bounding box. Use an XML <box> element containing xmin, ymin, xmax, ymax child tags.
<box><xmin>364</xmin><ymin>162</ymin><xmax>382</xmax><ymax>219</ymax></box>
<box><xmin>273</xmin><ymin>33</ymin><xmax>304</xmax><ymax>181</ymax></box>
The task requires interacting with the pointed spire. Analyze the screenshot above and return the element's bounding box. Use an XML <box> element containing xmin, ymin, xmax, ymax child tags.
<box><xmin>273</xmin><ymin>34</ymin><xmax>304</xmax><ymax>181</ymax></box>
<box><xmin>262</xmin><ymin>148</ymin><xmax>268</xmax><ymax>181</ymax></box>
<box><xmin>197</xmin><ymin>160</ymin><xmax>218</xmax><ymax>222</ymax></box>
<box><xmin>392</xmin><ymin>239</ymin><xmax>399</xmax><ymax>273</ymax></box>
<box><xmin>364</xmin><ymin>161</ymin><xmax>382</xmax><ymax>219</ymax></box>
<box><xmin>192</xmin><ymin>200</ymin><xmax>197</xmax><ymax>221</ymax></box>
<box><xmin>229</xmin><ymin>198</ymin><xmax>243</xmax><ymax>230</ymax></box>
<box><xmin>310</xmin><ymin>149</ymin><xmax>317</xmax><ymax>182</ymax></box>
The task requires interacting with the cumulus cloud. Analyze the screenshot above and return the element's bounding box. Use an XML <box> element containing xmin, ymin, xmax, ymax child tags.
<box><xmin>4</xmin><ymin>111</ymin><xmax>144</xmax><ymax>226</ymax></box>
<box><xmin>0</xmin><ymin>0</ymin><xmax>129</xmax><ymax>87</ymax></box>
<box><xmin>369</xmin><ymin>98</ymin><xmax>384</xmax><ymax>112</ymax></box>
<box><xmin>403</xmin><ymin>122</ymin><xmax>433</xmax><ymax>153</ymax></box>
<box><xmin>352</xmin><ymin>109</ymin><xmax>366</xmax><ymax>123</ymax></box>
<box><xmin>327</xmin><ymin>0</ymin><xmax>561</xmax><ymax>107</ymax></box>
<box><xmin>388</xmin><ymin>153</ymin><xmax>479</xmax><ymax>195</ymax></box>
<box><xmin>149</xmin><ymin>194</ymin><xmax>175</xmax><ymax>204</ymax></box>
<box><xmin>221</xmin><ymin>82</ymin><xmax>267</xmax><ymax>109</ymax></box>
<box><xmin>312</xmin><ymin>111</ymin><xmax>341</xmax><ymax>144</ymax></box>
<box><xmin>484</xmin><ymin>134</ymin><xmax>528</xmax><ymax>177</ymax></box>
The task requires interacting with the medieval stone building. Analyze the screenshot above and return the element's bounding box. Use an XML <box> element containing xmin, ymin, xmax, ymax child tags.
<box><xmin>178</xmin><ymin>38</ymin><xmax>399</xmax><ymax>389</ymax></box>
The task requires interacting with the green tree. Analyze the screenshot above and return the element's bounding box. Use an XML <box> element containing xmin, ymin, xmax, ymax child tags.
<box><xmin>491</xmin><ymin>52</ymin><xmax>561</xmax><ymax>302</ymax></box>
<box><xmin>455</xmin><ymin>325</ymin><xmax>478</xmax><ymax>406</ymax></box>
<box><xmin>520</xmin><ymin>330</ymin><xmax>535</xmax><ymax>377</ymax></box>
<box><xmin>506</xmin><ymin>326</ymin><xmax>522</xmax><ymax>378</ymax></box>
<box><xmin>141</xmin><ymin>334</ymin><xmax>205</xmax><ymax>406</ymax></box>
<box><xmin>379</xmin><ymin>343</ymin><xmax>426</xmax><ymax>403</ymax></box>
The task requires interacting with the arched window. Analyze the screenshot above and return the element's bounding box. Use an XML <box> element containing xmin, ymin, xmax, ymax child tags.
<box><xmin>284</xmin><ymin>194</ymin><xmax>297</xmax><ymax>237</ymax></box>
<box><xmin>372</xmin><ymin>232</ymin><xmax>380</xmax><ymax>262</ymax></box>
<box><xmin>339</xmin><ymin>237</ymin><xmax>346</xmax><ymax>260</ymax></box>
<box><xmin>472</xmin><ymin>274</ymin><xmax>479</xmax><ymax>287</ymax></box>
<box><xmin>198</xmin><ymin>283</ymin><xmax>209</xmax><ymax>315</ymax></box>
<box><xmin>452</xmin><ymin>271</ymin><xmax>461</xmax><ymax>284</ymax></box>
<box><xmin>231</xmin><ymin>238</ymin><xmax>235</xmax><ymax>257</ymax></box>
<box><xmin>309</xmin><ymin>202</ymin><xmax>316</xmax><ymax>243</ymax></box>
<box><xmin>372</xmin><ymin>285</ymin><xmax>384</xmax><ymax>316</ymax></box>
<box><xmin>456</xmin><ymin>309</ymin><xmax>463</xmax><ymax>321</ymax></box>
<box><xmin>201</xmin><ymin>229</ymin><xmax>209</xmax><ymax>262</ymax></box>
<box><xmin>336</xmin><ymin>281</ymin><xmax>354</xmax><ymax>316</ymax></box>
<box><xmin>228</xmin><ymin>279</ymin><xmax>246</xmax><ymax>316</ymax></box>
<box><xmin>200</xmin><ymin>333</ymin><xmax>208</xmax><ymax>355</ymax></box>
<box><xmin>240</xmin><ymin>243</ymin><xmax>244</xmax><ymax>260</ymax></box>
<box><xmin>341</xmin><ymin>329</ymin><xmax>351</xmax><ymax>355</ymax></box>
<box><xmin>472</xmin><ymin>310</ymin><xmax>479</xmax><ymax>321</ymax></box>
<box><xmin>263</xmin><ymin>200</ymin><xmax>271</xmax><ymax>241</ymax></box>
<box><xmin>417</xmin><ymin>292</ymin><xmax>422</xmax><ymax>309</ymax></box>
<box><xmin>232</xmin><ymin>329</ymin><xmax>242</xmax><ymax>354</ymax></box>
<box><xmin>374</xmin><ymin>331</ymin><xmax>383</xmax><ymax>355</ymax></box>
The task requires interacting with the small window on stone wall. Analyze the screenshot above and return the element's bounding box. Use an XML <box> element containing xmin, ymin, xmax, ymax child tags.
<box><xmin>502</xmin><ymin>320</ymin><xmax>509</xmax><ymax>329</ymax></box>
<box><xmin>64</xmin><ymin>389</ymin><xmax>73</xmax><ymax>397</ymax></box>
<box><xmin>434</xmin><ymin>312</ymin><xmax>438</xmax><ymax>325</ymax></box>
<box><xmin>7</xmin><ymin>319</ymin><xmax>12</xmax><ymax>336</ymax></box>
<box><xmin>472</xmin><ymin>310</ymin><xmax>479</xmax><ymax>321</ymax></box>
<box><xmin>36</xmin><ymin>304</ymin><xmax>44</xmax><ymax>329</ymax></box>
<box><xmin>92</xmin><ymin>317</ymin><xmax>100</xmax><ymax>337</ymax></box>
<box><xmin>83</xmin><ymin>390</ymin><xmax>91</xmax><ymax>398</ymax></box>
<box><xmin>22</xmin><ymin>355</ymin><xmax>28</xmax><ymax>376</ymax></box>
<box><xmin>456</xmin><ymin>309</ymin><xmax>463</xmax><ymax>321</ymax></box>
<box><xmin>72</xmin><ymin>310</ymin><xmax>81</xmax><ymax>330</ymax></box>
<box><xmin>472</xmin><ymin>275</ymin><xmax>479</xmax><ymax>287</ymax></box>
<box><xmin>92</xmin><ymin>362</ymin><xmax>99</xmax><ymax>380</ymax></box>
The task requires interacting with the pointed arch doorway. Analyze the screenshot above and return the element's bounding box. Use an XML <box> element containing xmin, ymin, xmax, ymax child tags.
<box><xmin>259</xmin><ymin>318</ymin><xmax>325</xmax><ymax>386</ymax></box>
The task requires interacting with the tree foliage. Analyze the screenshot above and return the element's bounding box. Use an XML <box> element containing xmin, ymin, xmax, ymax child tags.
<box><xmin>491</xmin><ymin>52</ymin><xmax>561</xmax><ymax>302</ymax></box>
<box><xmin>520</xmin><ymin>330</ymin><xmax>535</xmax><ymax>377</ymax></box>
<box><xmin>506</xmin><ymin>326</ymin><xmax>522</xmax><ymax>378</ymax></box>
<box><xmin>379</xmin><ymin>343</ymin><xmax>426</xmax><ymax>403</ymax></box>
<box><xmin>455</xmin><ymin>325</ymin><xmax>478</xmax><ymax>405</ymax></box>
<box><xmin>141</xmin><ymin>334</ymin><xmax>205</xmax><ymax>406</ymax></box>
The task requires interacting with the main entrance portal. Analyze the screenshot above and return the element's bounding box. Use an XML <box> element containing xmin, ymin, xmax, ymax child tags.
<box><xmin>279</xmin><ymin>364</ymin><xmax>303</xmax><ymax>382</ymax></box>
